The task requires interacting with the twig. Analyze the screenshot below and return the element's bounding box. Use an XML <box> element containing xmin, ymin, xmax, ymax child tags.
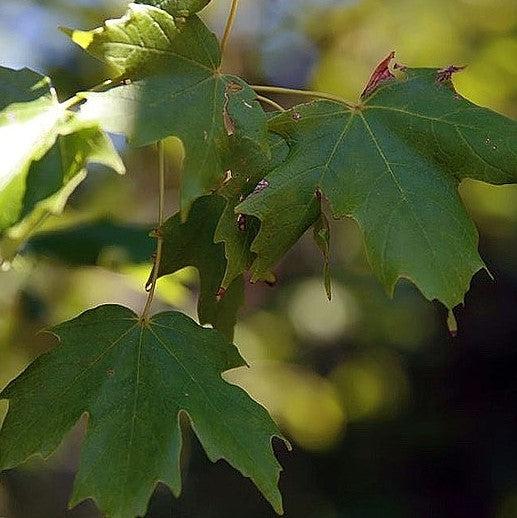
<box><xmin>220</xmin><ymin>0</ymin><xmax>240</xmax><ymax>61</ymax></box>
<box><xmin>256</xmin><ymin>95</ymin><xmax>286</xmax><ymax>112</ymax></box>
<box><xmin>140</xmin><ymin>141</ymin><xmax>165</xmax><ymax>323</ymax></box>
<box><xmin>251</xmin><ymin>85</ymin><xmax>357</xmax><ymax>109</ymax></box>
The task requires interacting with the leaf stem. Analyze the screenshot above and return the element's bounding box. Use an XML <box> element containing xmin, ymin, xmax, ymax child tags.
<box><xmin>60</xmin><ymin>79</ymin><xmax>114</xmax><ymax>110</ymax></box>
<box><xmin>220</xmin><ymin>0</ymin><xmax>240</xmax><ymax>60</ymax></box>
<box><xmin>256</xmin><ymin>95</ymin><xmax>286</xmax><ymax>112</ymax></box>
<box><xmin>140</xmin><ymin>141</ymin><xmax>165</xmax><ymax>324</ymax></box>
<box><xmin>251</xmin><ymin>85</ymin><xmax>357</xmax><ymax>109</ymax></box>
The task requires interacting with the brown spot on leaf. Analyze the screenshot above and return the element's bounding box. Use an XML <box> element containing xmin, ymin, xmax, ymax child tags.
<box><xmin>223</xmin><ymin>110</ymin><xmax>235</xmax><ymax>136</ymax></box>
<box><xmin>237</xmin><ymin>214</ymin><xmax>247</xmax><ymax>232</ymax></box>
<box><xmin>226</xmin><ymin>81</ymin><xmax>243</xmax><ymax>94</ymax></box>
<box><xmin>216</xmin><ymin>287</ymin><xmax>226</xmax><ymax>302</ymax></box>
<box><xmin>437</xmin><ymin>65</ymin><xmax>466</xmax><ymax>83</ymax></box>
<box><xmin>252</xmin><ymin>179</ymin><xmax>270</xmax><ymax>195</ymax></box>
<box><xmin>223</xmin><ymin>82</ymin><xmax>244</xmax><ymax>136</ymax></box>
<box><xmin>107</xmin><ymin>368</ymin><xmax>115</xmax><ymax>377</ymax></box>
<box><xmin>361</xmin><ymin>51</ymin><xmax>396</xmax><ymax>100</ymax></box>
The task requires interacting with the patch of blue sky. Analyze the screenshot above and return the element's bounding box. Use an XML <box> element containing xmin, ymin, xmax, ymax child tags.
<box><xmin>0</xmin><ymin>0</ymin><xmax>81</xmax><ymax>73</ymax></box>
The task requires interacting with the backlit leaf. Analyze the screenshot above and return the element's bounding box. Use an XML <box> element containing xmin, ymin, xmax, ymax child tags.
<box><xmin>69</xmin><ymin>3</ymin><xmax>264</xmax><ymax>215</ymax></box>
<box><xmin>0</xmin><ymin>68</ymin><xmax>124</xmax><ymax>261</ymax></box>
<box><xmin>0</xmin><ymin>66</ymin><xmax>52</xmax><ymax>110</ymax></box>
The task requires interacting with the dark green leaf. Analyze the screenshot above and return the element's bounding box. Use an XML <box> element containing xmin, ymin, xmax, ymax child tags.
<box><xmin>215</xmin><ymin>132</ymin><xmax>289</xmax><ymax>288</ymax></box>
<box><xmin>0</xmin><ymin>66</ymin><xmax>52</xmax><ymax>110</ymax></box>
<box><xmin>238</xmin><ymin>67</ymin><xmax>517</xmax><ymax>308</ymax></box>
<box><xmin>25</xmin><ymin>220</ymin><xmax>154</xmax><ymax>266</ymax></box>
<box><xmin>0</xmin><ymin>305</ymin><xmax>284</xmax><ymax>517</ymax></box>
<box><xmin>158</xmin><ymin>195</ymin><xmax>244</xmax><ymax>340</ymax></box>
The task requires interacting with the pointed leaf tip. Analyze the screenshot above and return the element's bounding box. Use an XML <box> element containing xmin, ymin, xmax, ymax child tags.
<box><xmin>361</xmin><ymin>51</ymin><xmax>396</xmax><ymax>99</ymax></box>
<box><xmin>447</xmin><ymin>310</ymin><xmax>458</xmax><ymax>337</ymax></box>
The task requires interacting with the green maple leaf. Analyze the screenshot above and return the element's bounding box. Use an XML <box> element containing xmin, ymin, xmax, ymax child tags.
<box><xmin>237</xmin><ymin>67</ymin><xmax>517</xmax><ymax>309</ymax></box>
<box><xmin>134</xmin><ymin>0</ymin><xmax>211</xmax><ymax>16</ymax></box>
<box><xmin>158</xmin><ymin>195</ymin><xmax>244</xmax><ymax>340</ymax></box>
<box><xmin>67</xmin><ymin>3</ymin><xmax>263</xmax><ymax>215</ymax></box>
<box><xmin>0</xmin><ymin>66</ymin><xmax>52</xmax><ymax>110</ymax></box>
<box><xmin>215</xmin><ymin>131</ymin><xmax>289</xmax><ymax>289</ymax></box>
<box><xmin>0</xmin><ymin>67</ymin><xmax>124</xmax><ymax>261</ymax></box>
<box><xmin>0</xmin><ymin>305</ymin><xmax>285</xmax><ymax>517</ymax></box>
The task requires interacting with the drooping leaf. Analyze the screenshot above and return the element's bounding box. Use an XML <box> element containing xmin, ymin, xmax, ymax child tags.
<box><xmin>215</xmin><ymin>132</ymin><xmax>289</xmax><ymax>289</ymax></box>
<box><xmin>313</xmin><ymin>211</ymin><xmax>332</xmax><ymax>300</ymax></box>
<box><xmin>0</xmin><ymin>68</ymin><xmax>124</xmax><ymax>261</ymax></box>
<box><xmin>238</xmin><ymin>65</ymin><xmax>517</xmax><ymax>309</ymax></box>
<box><xmin>69</xmin><ymin>3</ymin><xmax>265</xmax><ymax>215</ymax></box>
<box><xmin>0</xmin><ymin>96</ymin><xmax>64</xmax><ymax>232</ymax></box>
<box><xmin>134</xmin><ymin>0</ymin><xmax>211</xmax><ymax>15</ymax></box>
<box><xmin>25</xmin><ymin>220</ymin><xmax>154</xmax><ymax>266</ymax></box>
<box><xmin>158</xmin><ymin>195</ymin><xmax>244</xmax><ymax>340</ymax></box>
<box><xmin>0</xmin><ymin>305</ymin><xmax>285</xmax><ymax>517</ymax></box>
<box><xmin>224</xmin><ymin>81</ymin><xmax>271</xmax><ymax>162</ymax></box>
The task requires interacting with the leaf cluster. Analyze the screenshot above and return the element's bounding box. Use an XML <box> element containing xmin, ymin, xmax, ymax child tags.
<box><xmin>0</xmin><ymin>1</ymin><xmax>516</xmax><ymax>517</ymax></box>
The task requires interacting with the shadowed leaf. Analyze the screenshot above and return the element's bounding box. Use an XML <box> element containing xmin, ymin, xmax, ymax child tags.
<box><xmin>0</xmin><ymin>305</ymin><xmax>285</xmax><ymax>517</ymax></box>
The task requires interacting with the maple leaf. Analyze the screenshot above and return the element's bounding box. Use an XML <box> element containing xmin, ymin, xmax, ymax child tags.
<box><xmin>214</xmin><ymin>110</ymin><xmax>289</xmax><ymax>289</ymax></box>
<box><xmin>158</xmin><ymin>195</ymin><xmax>244</xmax><ymax>340</ymax></box>
<box><xmin>0</xmin><ymin>67</ymin><xmax>124</xmax><ymax>262</ymax></box>
<box><xmin>237</xmin><ymin>62</ymin><xmax>517</xmax><ymax>308</ymax></box>
<box><xmin>0</xmin><ymin>66</ymin><xmax>52</xmax><ymax>110</ymax></box>
<box><xmin>66</xmin><ymin>3</ymin><xmax>263</xmax><ymax>215</ymax></box>
<box><xmin>0</xmin><ymin>305</ymin><xmax>285</xmax><ymax>517</ymax></box>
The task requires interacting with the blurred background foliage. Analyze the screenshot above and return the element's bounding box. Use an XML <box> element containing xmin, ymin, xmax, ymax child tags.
<box><xmin>1</xmin><ymin>0</ymin><xmax>517</xmax><ymax>516</ymax></box>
